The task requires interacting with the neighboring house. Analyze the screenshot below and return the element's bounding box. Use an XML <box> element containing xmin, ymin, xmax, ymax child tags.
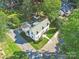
<box><xmin>60</xmin><ymin>0</ymin><xmax>73</xmax><ymax>16</ymax></box>
<box><xmin>21</xmin><ymin>17</ymin><xmax>50</xmax><ymax>41</ymax></box>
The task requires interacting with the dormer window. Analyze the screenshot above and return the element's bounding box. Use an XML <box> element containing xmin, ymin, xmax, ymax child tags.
<box><xmin>42</xmin><ymin>26</ymin><xmax>44</xmax><ymax>29</ymax></box>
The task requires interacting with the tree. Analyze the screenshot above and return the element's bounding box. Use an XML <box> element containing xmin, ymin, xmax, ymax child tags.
<box><xmin>40</xmin><ymin>0</ymin><xmax>61</xmax><ymax>21</ymax></box>
<box><xmin>0</xmin><ymin>11</ymin><xmax>21</xmax><ymax>41</ymax></box>
<box><xmin>0</xmin><ymin>11</ymin><xmax>8</xmax><ymax>42</ymax></box>
<box><xmin>8</xmin><ymin>14</ymin><xmax>21</xmax><ymax>29</ymax></box>
<box><xmin>21</xmin><ymin>0</ymin><xmax>61</xmax><ymax>21</ymax></box>
<box><xmin>21</xmin><ymin>0</ymin><xmax>33</xmax><ymax>18</ymax></box>
<box><xmin>60</xmin><ymin>9</ymin><xmax>79</xmax><ymax>58</ymax></box>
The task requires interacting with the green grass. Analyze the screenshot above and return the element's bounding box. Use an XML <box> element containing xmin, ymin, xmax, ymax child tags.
<box><xmin>21</xmin><ymin>32</ymin><xmax>48</xmax><ymax>50</ymax></box>
<box><xmin>2</xmin><ymin>36</ymin><xmax>21</xmax><ymax>57</ymax></box>
<box><xmin>45</xmin><ymin>28</ymin><xmax>57</xmax><ymax>38</ymax></box>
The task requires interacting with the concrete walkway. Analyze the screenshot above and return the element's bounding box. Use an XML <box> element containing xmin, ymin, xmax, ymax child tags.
<box><xmin>39</xmin><ymin>31</ymin><xmax>59</xmax><ymax>52</ymax></box>
<box><xmin>42</xmin><ymin>34</ymin><xmax>49</xmax><ymax>40</ymax></box>
<box><xmin>7</xmin><ymin>29</ymin><xmax>36</xmax><ymax>52</ymax></box>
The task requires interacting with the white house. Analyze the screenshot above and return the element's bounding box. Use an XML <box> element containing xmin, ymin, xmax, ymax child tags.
<box><xmin>21</xmin><ymin>17</ymin><xmax>50</xmax><ymax>41</ymax></box>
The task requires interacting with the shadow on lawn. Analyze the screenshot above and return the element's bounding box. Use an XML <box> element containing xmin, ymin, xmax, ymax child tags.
<box><xmin>20</xmin><ymin>32</ymin><xmax>43</xmax><ymax>44</ymax></box>
<box><xmin>14</xmin><ymin>30</ymin><xmax>27</xmax><ymax>44</ymax></box>
<box><xmin>14</xmin><ymin>30</ymin><xmax>47</xmax><ymax>45</ymax></box>
<box><xmin>20</xmin><ymin>32</ymin><xmax>49</xmax><ymax>50</ymax></box>
<box><xmin>15</xmin><ymin>36</ymin><xmax>26</xmax><ymax>44</ymax></box>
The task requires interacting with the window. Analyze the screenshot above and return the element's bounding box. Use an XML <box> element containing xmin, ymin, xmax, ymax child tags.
<box><xmin>42</xmin><ymin>26</ymin><xmax>44</xmax><ymax>29</ymax></box>
<box><xmin>47</xmin><ymin>23</ymin><xmax>49</xmax><ymax>26</ymax></box>
<box><xmin>27</xmin><ymin>31</ymin><xmax>29</xmax><ymax>35</ymax></box>
<box><xmin>46</xmin><ymin>28</ymin><xmax>48</xmax><ymax>31</ymax></box>
<box><xmin>32</xmin><ymin>36</ymin><xmax>33</xmax><ymax>38</ymax></box>
<box><xmin>31</xmin><ymin>32</ymin><xmax>33</xmax><ymax>35</ymax></box>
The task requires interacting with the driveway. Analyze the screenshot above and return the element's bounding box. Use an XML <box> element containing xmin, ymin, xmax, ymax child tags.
<box><xmin>39</xmin><ymin>31</ymin><xmax>59</xmax><ymax>52</ymax></box>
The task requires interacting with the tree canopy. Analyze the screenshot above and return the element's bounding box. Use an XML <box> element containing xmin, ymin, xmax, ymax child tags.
<box><xmin>21</xmin><ymin>0</ymin><xmax>61</xmax><ymax>21</ymax></box>
<box><xmin>40</xmin><ymin>0</ymin><xmax>61</xmax><ymax>21</ymax></box>
<box><xmin>0</xmin><ymin>11</ymin><xmax>8</xmax><ymax>41</ymax></box>
<box><xmin>60</xmin><ymin>9</ymin><xmax>79</xmax><ymax>58</ymax></box>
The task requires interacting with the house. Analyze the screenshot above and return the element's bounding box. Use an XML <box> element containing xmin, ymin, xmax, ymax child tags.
<box><xmin>60</xmin><ymin>0</ymin><xmax>73</xmax><ymax>16</ymax></box>
<box><xmin>21</xmin><ymin>16</ymin><xmax>50</xmax><ymax>41</ymax></box>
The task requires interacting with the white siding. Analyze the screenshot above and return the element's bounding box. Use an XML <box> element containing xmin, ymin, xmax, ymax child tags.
<box><xmin>25</xmin><ymin>25</ymin><xmax>49</xmax><ymax>41</ymax></box>
<box><xmin>34</xmin><ymin>25</ymin><xmax>49</xmax><ymax>41</ymax></box>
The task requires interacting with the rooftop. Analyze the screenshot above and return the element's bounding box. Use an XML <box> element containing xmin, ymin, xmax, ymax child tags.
<box><xmin>21</xmin><ymin>16</ymin><xmax>50</xmax><ymax>34</ymax></box>
<box><xmin>30</xmin><ymin>18</ymin><xmax>50</xmax><ymax>35</ymax></box>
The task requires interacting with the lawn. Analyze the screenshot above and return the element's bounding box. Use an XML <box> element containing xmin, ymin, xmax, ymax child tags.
<box><xmin>2</xmin><ymin>36</ymin><xmax>21</xmax><ymax>57</ymax></box>
<box><xmin>45</xmin><ymin>28</ymin><xmax>57</xmax><ymax>38</ymax></box>
<box><xmin>21</xmin><ymin>32</ymin><xmax>48</xmax><ymax>50</ymax></box>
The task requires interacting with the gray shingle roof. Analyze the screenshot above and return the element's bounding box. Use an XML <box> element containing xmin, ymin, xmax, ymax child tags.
<box><xmin>30</xmin><ymin>18</ymin><xmax>50</xmax><ymax>35</ymax></box>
